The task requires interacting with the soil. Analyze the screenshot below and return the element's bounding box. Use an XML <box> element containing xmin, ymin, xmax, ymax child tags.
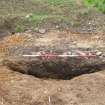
<box><xmin>0</xmin><ymin>30</ymin><xmax>105</xmax><ymax>105</ymax></box>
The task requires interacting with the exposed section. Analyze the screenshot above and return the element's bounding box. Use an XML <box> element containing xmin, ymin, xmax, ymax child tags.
<box><xmin>3</xmin><ymin>55</ymin><xmax>105</xmax><ymax>79</ymax></box>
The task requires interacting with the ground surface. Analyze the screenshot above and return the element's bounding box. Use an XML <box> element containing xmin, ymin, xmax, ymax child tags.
<box><xmin>0</xmin><ymin>0</ymin><xmax>105</xmax><ymax>105</ymax></box>
<box><xmin>0</xmin><ymin>30</ymin><xmax>105</xmax><ymax>105</ymax></box>
<box><xmin>0</xmin><ymin>0</ymin><xmax>105</xmax><ymax>37</ymax></box>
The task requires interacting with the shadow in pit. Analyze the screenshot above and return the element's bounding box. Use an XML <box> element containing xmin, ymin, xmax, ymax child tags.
<box><xmin>2</xmin><ymin>58</ymin><xmax>105</xmax><ymax>80</ymax></box>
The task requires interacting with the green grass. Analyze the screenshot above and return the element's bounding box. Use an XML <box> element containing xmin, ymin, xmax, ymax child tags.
<box><xmin>84</xmin><ymin>0</ymin><xmax>105</xmax><ymax>13</ymax></box>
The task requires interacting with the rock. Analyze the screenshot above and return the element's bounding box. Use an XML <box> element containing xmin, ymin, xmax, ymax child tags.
<box><xmin>96</xmin><ymin>51</ymin><xmax>102</xmax><ymax>56</ymax></box>
<box><xmin>88</xmin><ymin>22</ymin><xmax>91</xmax><ymax>25</ymax></box>
<box><xmin>38</xmin><ymin>29</ymin><xmax>46</xmax><ymax>34</ymax></box>
<box><xmin>55</xmin><ymin>25</ymin><xmax>60</xmax><ymax>29</ymax></box>
<box><xmin>25</xmin><ymin>13</ymin><xmax>32</xmax><ymax>18</ymax></box>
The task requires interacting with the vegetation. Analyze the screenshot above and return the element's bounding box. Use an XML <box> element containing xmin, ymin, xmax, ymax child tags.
<box><xmin>0</xmin><ymin>0</ymin><xmax>105</xmax><ymax>32</ymax></box>
<box><xmin>84</xmin><ymin>0</ymin><xmax>105</xmax><ymax>13</ymax></box>
<box><xmin>0</xmin><ymin>0</ymin><xmax>91</xmax><ymax>32</ymax></box>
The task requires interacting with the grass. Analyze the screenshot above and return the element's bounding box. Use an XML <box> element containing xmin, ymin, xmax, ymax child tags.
<box><xmin>0</xmin><ymin>0</ymin><xmax>77</xmax><ymax>31</ymax></box>
<box><xmin>0</xmin><ymin>0</ymin><xmax>104</xmax><ymax>32</ymax></box>
<box><xmin>84</xmin><ymin>0</ymin><xmax>105</xmax><ymax>13</ymax></box>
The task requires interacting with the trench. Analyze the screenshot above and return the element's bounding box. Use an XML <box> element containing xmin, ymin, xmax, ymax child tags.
<box><xmin>3</xmin><ymin>57</ymin><xmax>105</xmax><ymax>80</ymax></box>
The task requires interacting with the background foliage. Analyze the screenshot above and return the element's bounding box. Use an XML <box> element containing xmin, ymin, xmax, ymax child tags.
<box><xmin>84</xmin><ymin>0</ymin><xmax>105</xmax><ymax>13</ymax></box>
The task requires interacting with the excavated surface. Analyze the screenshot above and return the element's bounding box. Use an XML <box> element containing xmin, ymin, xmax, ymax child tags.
<box><xmin>0</xmin><ymin>30</ymin><xmax>105</xmax><ymax>105</ymax></box>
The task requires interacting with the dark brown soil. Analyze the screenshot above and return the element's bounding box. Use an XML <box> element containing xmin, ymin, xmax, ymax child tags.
<box><xmin>3</xmin><ymin>56</ymin><xmax>105</xmax><ymax>79</ymax></box>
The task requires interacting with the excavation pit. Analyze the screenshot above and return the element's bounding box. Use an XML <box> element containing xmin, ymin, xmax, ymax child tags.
<box><xmin>3</xmin><ymin>55</ymin><xmax>105</xmax><ymax>80</ymax></box>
